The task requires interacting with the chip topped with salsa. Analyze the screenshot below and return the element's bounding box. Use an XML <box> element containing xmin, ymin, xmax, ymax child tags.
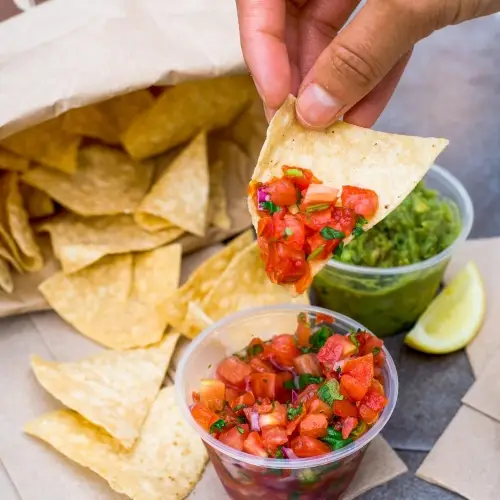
<box><xmin>248</xmin><ymin>95</ymin><xmax>449</xmax><ymax>294</ymax></box>
<box><xmin>190</xmin><ymin>312</ymin><xmax>388</xmax><ymax>460</ymax></box>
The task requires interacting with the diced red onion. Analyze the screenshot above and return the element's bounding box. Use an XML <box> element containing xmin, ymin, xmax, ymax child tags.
<box><xmin>333</xmin><ymin>360</ymin><xmax>345</xmax><ymax>373</ymax></box>
<box><xmin>249</xmin><ymin>411</ymin><xmax>261</xmax><ymax>432</ymax></box>
<box><xmin>189</xmin><ymin>403</ymin><xmax>194</xmax><ymax>411</ymax></box>
<box><xmin>282</xmin><ymin>447</ymin><xmax>298</xmax><ymax>459</ymax></box>
<box><xmin>291</xmin><ymin>390</ymin><xmax>298</xmax><ymax>404</ymax></box>
<box><xmin>245</xmin><ymin>376</ymin><xmax>252</xmax><ymax>393</ymax></box>
<box><xmin>257</xmin><ymin>187</ymin><xmax>271</xmax><ymax>210</ymax></box>
<box><xmin>269</xmin><ymin>356</ymin><xmax>295</xmax><ymax>373</ymax></box>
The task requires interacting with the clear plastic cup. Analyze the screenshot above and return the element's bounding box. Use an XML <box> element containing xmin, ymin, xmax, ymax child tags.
<box><xmin>176</xmin><ymin>304</ymin><xmax>398</xmax><ymax>500</ymax></box>
<box><xmin>312</xmin><ymin>164</ymin><xmax>474</xmax><ymax>337</ymax></box>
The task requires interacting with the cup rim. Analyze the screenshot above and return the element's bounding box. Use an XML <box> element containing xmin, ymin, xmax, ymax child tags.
<box><xmin>325</xmin><ymin>164</ymin><xmax>474</xmax><ymax>276</ymax></box>
<box><xmin>175</xmin><ymin>304</ymin><xmax>399</xmax><ymax>469</ymax></box>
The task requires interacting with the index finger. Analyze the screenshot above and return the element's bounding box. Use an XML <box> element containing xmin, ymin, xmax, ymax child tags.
<box><xmin>236</xmin><ymin>0</ymin><xmax>291</xmax><ymax>113</ymax></box>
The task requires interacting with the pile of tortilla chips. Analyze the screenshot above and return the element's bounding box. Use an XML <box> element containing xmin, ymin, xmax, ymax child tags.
<box><xmin>0</xmin><ymin>75</ymin><xmax>262</xmax><ymax>293</ymax></box>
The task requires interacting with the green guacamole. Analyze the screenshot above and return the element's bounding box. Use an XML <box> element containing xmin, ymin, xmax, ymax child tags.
<box><xmin>313</xmin><ymin>183</ymin><xmax>462</xmax><ymax>336</ymax></box>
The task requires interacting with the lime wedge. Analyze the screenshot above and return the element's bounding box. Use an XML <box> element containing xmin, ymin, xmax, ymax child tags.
<box><xmin>404</xmin><ymin>261</ymin><xmax>486</xmax><ymax>354</ymax></box>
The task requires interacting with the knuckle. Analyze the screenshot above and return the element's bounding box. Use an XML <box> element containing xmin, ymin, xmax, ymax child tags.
<box><xmin>325</xmin><ymin>43</ymin><xmax>381</xmax><ymax>91</ymax></box>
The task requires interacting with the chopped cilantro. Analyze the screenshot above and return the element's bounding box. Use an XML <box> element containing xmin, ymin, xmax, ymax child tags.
<box><xmin>275</xmin><ymin>447</ymin><xmax>285</xmax><ymax>458</ymax></box>
<box><xmin>299</xmin><ymin>346</ymin><xmax>313</xmax><ymax>354</ymax></box>
<box><xmin>336</xmin><ymin>366</ymin><xmax>342</xmax><ymax>375</ymax></box>
<box><xmin>373</xmin><ymin>347</ymin><xmax>381</xmax><ymax>355</ymax></box>
<box><xmin>334</xmin><ymin>241</ymin><xmax>344</xmax><ymax>257</ymax></box>
<box><xmin>298</xmin><ymin>312</ymin><xmax>309</xmax><ymax>325</ymax></box>
<box><xmin>309</xmin><ymin>325</ymin><xmax>333</xmax><ymax>351</ymax></box>
<box><xmin>233</xmin><ymin>404</ymin><xmax>247</xmax><ymax>412</ymax></box>
<box><xmin>320</xmin><ymin>226</ymin><xmax>345</xmax><ymax>240</ymax></box>
<box><xmin>317</xmin><ymin>379</ymin><xmax>343</xmax><ymax>406</ymax></box>
<box><xmin>236</xmin><ymin>426</ymin><xmax>245</xmax><ymax>434</ymax></box>
<box><xmin>248</xmin><ymin>343</ymin><xmax>264</xmax><ymax>356</ymax></box>
<box><xmin>237</xmin><ymin>416</ymin><xmax>247</xmax><ymax>423</ymax></box>
<box><xmin>349</xmin><ymin>331</ymin><xmax>360</xmax><ymax>348</ymax></box>
<box><xmin>321</xmin><ymin>427</ymin><xmax>353</xmax><ymax>451</ymax></box>
<box><xmin>352</xmin><ymin>226</ymin><xmax>364</xmax><ymax>238</ymax></box>
<box><xmin>283</xmin><ymin>380</ymin><xmax>295</xmax><ymax>390</ymax></box>
<box><xmin>261</xmin><ymin>200</ymin><xmax>281</xmax><ymax>213</ymax></box>
<box><xmin>287</xmin><ymin>403</ymin><xmax>304</xmax><ymax>421</ymax></box>
<box><xmin>357</xmin><ymin>215</ymin><xmax>368</xmax><ymax>226</ymax></box>
<box><xmin>297</xmin><ymin>373</ymin><xmax>324</xmax><ymax>389</ymax></box>
<box><xmin>209</xmin><ymin>419</ymin><xmax>226</xmax><ymax>434</ymax></box>
<box><xmin>284</xmin><ymin>227</ymin><xmax>294</xmax><ymax>238</ymax></box>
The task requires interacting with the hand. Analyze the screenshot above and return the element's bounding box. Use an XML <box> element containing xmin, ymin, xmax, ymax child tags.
<box><xmin>236</xmin><ymin>0</ymin><xmax>500</xmax><ymax>128</ymax></box>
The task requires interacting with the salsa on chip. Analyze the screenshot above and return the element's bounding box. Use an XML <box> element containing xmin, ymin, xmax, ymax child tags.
<box><xmin>190</xmin><ymin>312</ymin><xmax>388</xmax><ymax>459</ymax></box>
<box><xmin>249</xmin><ymin>95</ymin><xmax>449</xmax><ymax>294</ymax></box>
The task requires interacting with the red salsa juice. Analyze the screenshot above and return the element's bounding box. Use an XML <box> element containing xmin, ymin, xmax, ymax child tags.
<box><xmin>190</xmin><ymin>313</ymin><xmax>389</xmax><ymax>499</ymax></box>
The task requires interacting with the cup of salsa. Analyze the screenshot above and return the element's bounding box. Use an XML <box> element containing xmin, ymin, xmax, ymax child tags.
<box><xmin>312</xmin><ymin>165</ymin><xmax>474</xmax><ymax>337</ymax></box>
<box><xmin>175</xmin><ymin>305</ymin><xmax>398</xmax><ymax>500</ymax></box>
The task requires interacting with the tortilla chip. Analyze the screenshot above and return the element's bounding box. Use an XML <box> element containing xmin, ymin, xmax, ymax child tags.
<box><xmin>39</xmin><ymin>244</ymin><xmax>182</xmax><ymax>349</ymax></box>
<box><xmin>1</xmin><ymin>173</ymin><xmax>43</xmax><ymax>272</ymax></box>
<box><xmin>38</xmin><ymin>212</ymin><xmax>183</xmax><ymax>274</ymax></box>
<box><xmin>0</xmin><ymin>147</ymin><xmax>30</xmax><ymax>172</ymax></box>
<box><xmin>183</xmin><ymin>241</ymin><xmax>309</xmax><ymax>338</ymax></box>
<box><xmin>207</xmin><ymin>159</ymin><xmax>231</xmax><ymax>230</ymax></box>
<box><xmin>22</xmin><ymin>144</ymin><xmax>154</xmax><ymax>217</ymax></box>
<box><xmin>0</xmin><ymin>258</ymin><xmax>13</xmax><ymax>293</ymax></box>
<box><xmin>249</xmin><ymin>95</ymin><xmax>449</xmax><ymax>289</ymax></box>
<box><xmin>25</xmin><ymin>385</ymin><xmax>207</xmax><ymax>500</ymax></box>
<box><xmin>135</xmin><ymin>132</ymin><xmax>209</xmax><ymax>237</ymax></box>
<box><xmin>0</xmin><ymin>117</ymin><xmax>81</xmax><ymax>173</ymax></box>
<box><xmin>162</xmin><ymin>230</ymin><xmax>254</xmax><ymax>334</ymax></box>
<box><xmin>20</xmin><ymin>184</ymin><xmax>55</xmax><ymax>219</ymax></box>
<box><xmin>62</xmin><ymin>90</ymin><xmax>155</xmax><ymax>145</ymax></box>
<box><xmin>30</xmin><ymin>332</ymin><xmax>179</xmax><ymax>448</ymax></box>
<box><xmin>122</xmin><ymin>75</ymin><xmax>255</xmax><ymax>159</ymax></box>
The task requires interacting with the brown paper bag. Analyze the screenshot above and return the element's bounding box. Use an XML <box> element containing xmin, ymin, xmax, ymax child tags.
<box><xmin>0</xmin><ymin>0</ymin><xmax>268</xmax><ymax>318</ymax></box>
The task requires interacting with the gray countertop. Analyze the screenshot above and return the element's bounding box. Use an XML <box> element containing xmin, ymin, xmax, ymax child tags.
<box><xmin>358</xmin><ymin>13</ymin><xmax>500</xmax><ymax>500</ymax></box>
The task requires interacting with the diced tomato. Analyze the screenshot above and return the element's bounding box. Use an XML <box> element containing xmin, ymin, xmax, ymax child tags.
<box><xmin>261</xmin><ymin>426</ymin><xmax>288</xmax><ymax>453</ymax></box>
<box><xmin>217</xmin><ymin>357</ymin><xmax>253</xmax><ymax>390</ymax></box>
<box><xmin>340</xmin><ymin>374</ymin><xmax>369</xmax><ymax>401</ymax></box>
<box><xmin>259</xmin><ymin>403</ymin><xmax>287</xmax><ymax>428</ymax></box>
<box><xmin>199</xmin><ymin>379</ymin><xmax>226</xmax><ymax>412</ymax></box>
<box><xmin>295</xmin><ymin>313</ymin><xmax>311</xmax><ymax>347</ymax></box>
<box><xmin>341</xmin><ymin>186</ymin><xmax>379</xmax><ymax>219</ymax></box>
<box><xmin>192</xmin><ymin>391</ymin><xmax>200</xmax><ymax>403</ymax></box>
<box><xmin>299</xmin><ymin>413</ymin><xmax>328</xmax><ymax>438</ymax></box>
<box><xmin>370</xmin><ymin>378</ymin><xmax>385</xmax><ymax>396</ymax></box>
<box><xmin>342</xmin><ymin>417</ymin><xmax>358</xmax><ymax>440</ymax></box>
<box><xmin>249</xmin><ymin>372</ymin><xmax>276</xmax><ymax>399</ymax></box>
<box><xmin>281</xmin><ymin>166</ymin><xmax>321</xmax><ymax>191</ymax></box>
<box><xmin>265</xmin><ymin>241</ymin><xmax>309</xmax><ymax>286</ymax></box>
<box><xmin>298</xmin><ymin>209</ymin><xmax>332</xmax><ymax>232</ymax></box>
<box><xmin>253</xmin><ymin>398</ymin><xmax>273</xmax><ymax>413</ymax></box>
<box><xmin>317</xmin><ymin>334</ymin><xmax>357</xmax><ymax>366</ymax></box>
<box><xmin>343</xmin><ymin>354</ymin><xmax>374</xmax><ymax>388</ymax></box>
<box><xmin>296</xmin><ymin>384</ymin><xmax>321</xmax><ymax>406</ymax></box>
<box><xmin>191</xmin><ymin>403</ymin><xmax>218</xmax><ymax>432</ymax></box>
<box><xmin>231</xmin><ymin>392</ymin><xmax>255</xmax><ymax>412</ymax></box>
<box><xmin>316</xmin><ymin>313</ymin><xmax>334</xmax><ymax>324</ymax></box>
<box><xmin>219</xmin><ymin>424</ymin><xmax>249</xmax><ymax>451</ymax></box>
<box><xmin>301</xmin><ymin>184</ymin><xmax>338</xmax><ymax>207</ymax></box>
<box><xmin>359</xmin><ymin>404</ymin><xmax>380</xmax><ymax>425</ymax></box>
<box><xmin>243</xmin><ymin>431</ymin><xmax>268</xmax><ymax>457</ymax></box>
<box><xmin>266</xmin><ymin>178</ymin><xmax>298</xmax><ymax>206</ymax></box>
<box><xmin>278</xmin><ymin>214</ymin><xmax>306</xmax><ymax>251</ymax></box>
<box><xmin>308</xmin><ymin>398</ymin><xmax>334</xmax><ymax>419</ymax></box>
<box><xmin>250</xmin><ymin>357</ymin><xmax>275</xmax><ymax>373</ymax></box>
<box><xmin>359</xmin><ymin>333</ymin><xmax>385</xmax><ymax>367</ymax></box>
<box><xmin>333</xmin><ymin>399</ymin><xmax>359</xmax><ymax>418</ymax></box>
<box><xmin>291</xmin><ymin>436</ymin><xmax>331</xmax><ymax>458</ymax></box>
<box><xmin>362</xmin><ymin>388</ymin><xmax>388</xmax><ymax>413</ymax></box>
<box><xmin>293</xmin><ymin>261</ymin><xmax>313</xmax><ymax>295</ymax></box>
<box><xmin>331</xmin><ymin>207</ymin><xmax>357</xmax><ymax>235</ymax></box>
<box><xmin>275</xmin><ymin>371</ymin><xmax>294</xmax><ymax>403</ymax></box>
<box><xmin>286</xmin><ymin>407</ymin><xmax>306</xmax><ymax>436</ymax></box>
<box><xmin>248</xmin><ymin>338</ymin><xmax>265</xmax><ymax>357</ymax></box>
<box><xmin>257</xmin><ymin>215</ymin><xmax>275</xmax><ymax>240</ymax></box>
<box><xmin>225</xmin><ymin>387</ymin><xmax>241</xmax><ymax>404</ymax></box>
<box><xmin>271</xmin><ymin>334</ymin><xmax>300</xmax><ymax>368</ymax></box>
<box><xmin>293</xmin><ymin>354</ymin><xmax>322</xmax><ymax>376</ymax></box>
<box><xmin>306</xmin><ymin>232</ymin><xmax>339</xmax><ymax>261</ymax></box>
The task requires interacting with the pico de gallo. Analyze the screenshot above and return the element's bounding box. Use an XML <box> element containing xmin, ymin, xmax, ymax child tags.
<box><xmin>249</xmin><ymin>167</ymin><xmax>379</xmax><ymax>294</ymax></box>
<box><xmin>190</xmin><ymin>313</ymin><xmax>388</xmax><ymax>461</ymax></box>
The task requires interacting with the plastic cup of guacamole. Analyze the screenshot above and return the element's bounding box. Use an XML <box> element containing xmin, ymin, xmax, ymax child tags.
<box><xmin>312</xmin><ymin>165</ymin><xmax>474</xmax><ymax>337</ymax></box>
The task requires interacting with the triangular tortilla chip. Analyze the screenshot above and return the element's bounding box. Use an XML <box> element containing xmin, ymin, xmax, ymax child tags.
<box><xmin>30</xmin><ymin>332</ymin><xmax>179</xmax><ymax>448</ymax></box>
<box><xmin>0</xmin><ymin>172</ymin><xmax>43</xmax><ymax>272</ymax></box>
<box><xmin>20</xmin><ymin>184</ymin><xmax>55</xmax><ymax>220</ymax></box>
<box><xmin>39</xmin><ymin>244</ymin><xmax>182</xmax><ymax>349</ymax></box>
<box><xmin>207</xmin><ymin>159</ymin><xmax>231</xmax><ymax>230</ymax></box>
<box><xmin>183</xmin><ymin>241</ymin><xmax>309</xmax><ymax>338</ymax></box>
<box><xmin>62</xmin><ymin>90</ymin><xmax>155</xmax><ymax>145</ymax></box>
<box><xmin>0</xmin><ymin>147</ymin><xmax>30</xmax><ymax>172</ymax></box>
<box><xmin>121</xmin><ymin>75</ymin><xmax>255</xmax><ymax>160</ymax></box>
<box><xmin>249</xmin><ymin>95</ymin><xmax>449</xmax><ymax>290</ymax></box>
<box><xmin>0</xmin><ymin>117</ymin><xmax>81</xmax><ymax>173</ymax></box>
<box><xmin>38</xmin><ymin>212</ymin><xmax>183</xmax><ymax>274</ymax></box>
<box><xmin>134</xmin><ymin>132</ymin><xmax>209</xmax><ymax>237</ymax></box>
<box><xmin>0</xmin><ymin>257</ymin><xmax>13</xmax><ymax>293</ymax></box>
<box><xmin>25</xmin><ymin>385</ymin><xmax>207</xmax><ymax>500</ymax></box>
<box><xmin>22</xmin><ymin>145</ymin><xmax>154</xmax><ymax>217</ymax></box>
<box><xmin>162</xmin><ymin>230</ymin><xmax>254</xmax><ymax>335</ymax></box>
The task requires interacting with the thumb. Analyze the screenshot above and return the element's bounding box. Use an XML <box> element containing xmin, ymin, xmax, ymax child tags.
<box><xmin>296</xmin><ymin>0</ymin><xmax>435</xmax><ymax>128</ymax></box>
